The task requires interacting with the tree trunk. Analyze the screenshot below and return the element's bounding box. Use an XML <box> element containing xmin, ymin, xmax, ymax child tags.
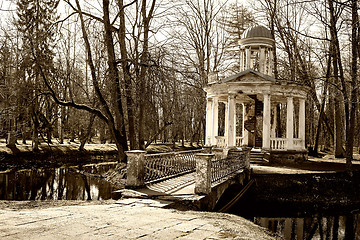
<box><xmin>117</xmin><ymin>0</ymin><xmax>136</xmax><ymax>150</ymax></box>
<box><xmin>313</xmin><ymin>100</ymin><xmax>325</xmax><ymax>156</ymax></box>
<box><xmin>138</xmin><ymin>0</ymin><xmax>156</xmax><ymax>150</ymax></box>
<box><xmin>58</xmin><ymin>106</ymin><xmax>65</xmax><ymax>144</ymax></box>
<box><xmin>32</xmin><ymin>115</ymin><xmax>39</xmax><ymax>151</ymax></box>
<box><xmin>346</xmin><ymin>0</ymin><xmax>359</xmax><ymax>174</ymax></box>
<box><xmin>328</xmin><ymin>0</ymin><xmax>347</xmax><ymax>159</ymax></box>
<box><xmin>334</xmin><ymin>96</ymin><xmax>344</xmax><ymax>157</ymax></box>
<box><xmin>102</xmin><ymin>0</ymin><xmax>128</xmax><ymax>161</ymax></box>
<box><xmin>79</xmin><ymin>113</ymin><xmax>96</xmax><ymax>151</ymax></box>
<box><xmin>269</xmin><ymin>0</ymin><xmax>278</xmax><ymax>79</ymax></box>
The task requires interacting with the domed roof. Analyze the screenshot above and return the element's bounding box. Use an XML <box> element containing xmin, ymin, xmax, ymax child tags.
<box><xmin>242</xmin><ymin>25</ymin><xmax>272</xmax><ymax>39</ymax></box>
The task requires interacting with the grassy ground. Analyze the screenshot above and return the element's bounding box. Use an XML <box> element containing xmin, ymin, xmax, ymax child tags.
<box><xmin>0</xmin><ymin>137</ymin><xmax>202</xmax><ymax>154</ymax></box>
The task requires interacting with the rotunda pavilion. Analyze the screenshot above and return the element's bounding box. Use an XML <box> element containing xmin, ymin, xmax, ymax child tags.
<box><xmin>204</xmin><ymin>25</ymin><xmax>309</xmax><ymax>163</ymax></box>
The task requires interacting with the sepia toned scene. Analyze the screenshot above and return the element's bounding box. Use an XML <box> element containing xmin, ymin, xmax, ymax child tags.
<box><xmin>1</xmin><ymin>0</ymin><xmax>360</xmax><ymax>239</ymax></box>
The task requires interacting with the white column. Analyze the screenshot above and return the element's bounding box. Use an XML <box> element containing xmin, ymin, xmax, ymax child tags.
<box><xmin>205</xmin><ymin>97</ymin><xmax>213</xmax><ymax>146</ymax></box>
<box><xmin>269</xmin><ymin>49</ymin><xmax>274</xmax><ymax>76</ymax></box>
<box><xmin>271</xmin><ymin>105</ymin><xmax>277</xmax><ymax>138</ymax></box>
<box><xmin>226</xmin><ymin>94</ymin><xmax>236</xmax><ymax>147</ymax></box>
<box><xmin>242</xmin><ymin>103</ymin><xmax>248</xmax><ymax>146</ymax></box>
<box><xmin>259</xmin><ymin>47</ymin><xmax>266</xmax><ymax>73</ymax></box>
<box><xmin>224</xmin><ymin>102</ymin><xmax>228</xmax><ymax>138</ymax></box>
<box><xmin>246</xmin><ymin>47</ymin><xmax>251</xmax><ymax>69</ymax></box>
<box><xmin>286</xmin><ymin>96</ymin><xmax>294</xmax><ymax>150</ymax></box>
<box><xmin>233</xmin><ymin>103</ymin><xmax>237</xmax><ymax>144</ymax></box>
<box><xmin>212</xmin><ymin>97</ymin><xmax>219</xmax><ymax>146</ymax></box>
<box><xmin>240</xmin><ymin>49</ymin><xmax>245</xmax><ymax>71</ymax></box>
<box><xmin>242</xmin><ymin>103</ymin><xmax>245</xmax><ymax>138</ymax></box>
<box><xmin>262</xmin><ymin>94</ymin><xmax>271</xmax><ymax>149</ymax></box>
<box><xmin>299</xmin><ymin>98</ymin><xmax>306</xmax><ymax>150</ymax></box>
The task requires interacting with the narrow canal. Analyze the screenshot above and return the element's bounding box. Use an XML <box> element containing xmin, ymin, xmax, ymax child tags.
<box><xmin>0</xmin><ymin>162</ymin><xmax>120</xmax><ymax>200</ymax></box>
<box><xmin>225</xmin><ymin>172</ymin><xmax>360</xmax><ymax>239</ymax></box>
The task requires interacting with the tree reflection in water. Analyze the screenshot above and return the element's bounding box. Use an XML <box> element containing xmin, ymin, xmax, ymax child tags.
<box><xmin>0</xmin><ymin>163</ymin><xmax>118</xmax><ymax>200</ymax></box>
<box><xmin>254</xmin><ymin>213</ymin><xmax>360</xmax><ymax>239</ymax></box>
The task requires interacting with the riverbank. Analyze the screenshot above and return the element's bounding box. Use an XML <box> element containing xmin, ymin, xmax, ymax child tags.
<box><xmin>0</xmin><ymin>140</ymin><xmax>201</xmax><ymax>171</ymax></box>
<box><xmin>0</xmin><ymin>143</ymin><xmax>119</xmax><ymax>171</ymax></box>
<box><xmin>0</xmin><ymin>198</ymin><xmax>278</xmax><ymax>239</ymax></box>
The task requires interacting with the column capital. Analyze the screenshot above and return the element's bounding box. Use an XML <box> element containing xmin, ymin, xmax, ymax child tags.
<box><xmin>228</xmin><ymin>93</ymin><xmax>236</xmax><ymax>99</ymax></box>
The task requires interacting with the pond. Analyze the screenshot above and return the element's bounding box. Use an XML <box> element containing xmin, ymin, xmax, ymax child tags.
<box><xmin>0</xmin><ymin>162</ymin><xmax>120</xmax><ymax>200</ymax></box>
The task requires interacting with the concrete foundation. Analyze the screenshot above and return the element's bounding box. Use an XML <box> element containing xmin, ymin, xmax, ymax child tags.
<box><xmin>264</xmin><ymin>150</ymin><xmax>308</xmax><ymax>165</ymax></box>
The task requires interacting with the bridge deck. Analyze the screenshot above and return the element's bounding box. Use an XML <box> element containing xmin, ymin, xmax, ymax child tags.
<box><xmin>130</xmin><ymin>173</ymin><xmax>197</xmax><ymax>198</ymax></box>
<box><xmin>146</xmin><ymin>173</ymin><xmax>196</xmax><ymax>195</ymax></box>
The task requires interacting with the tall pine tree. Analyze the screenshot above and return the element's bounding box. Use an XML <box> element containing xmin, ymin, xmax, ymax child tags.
<box><xmin>15</xmin><ymin>0</ymin><xmax>59</xmax><ymax>150</ymax></box>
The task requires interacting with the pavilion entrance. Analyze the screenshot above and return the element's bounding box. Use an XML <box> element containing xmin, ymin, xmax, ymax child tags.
<box><xmin>244</xmin><ymin>95</ymin><xmax>263</xmax><ymax>148</ymax></box>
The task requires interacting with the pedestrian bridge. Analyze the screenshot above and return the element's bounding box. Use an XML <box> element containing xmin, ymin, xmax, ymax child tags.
<box><xmin>123</xmin><ymin>148</ymin><xmax>252</xmax><ymax>211</ymax></box>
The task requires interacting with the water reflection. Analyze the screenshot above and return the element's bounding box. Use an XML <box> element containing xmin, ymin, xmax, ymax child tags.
<box><xmin>0</xmin><ymin>163</ymin><xmax>119</xmax><ymax>200</ymax></box>
<box><xmin>255</xmin><ymin>213</ymin><xmax>360</xmax><ymax>239</ymax></box>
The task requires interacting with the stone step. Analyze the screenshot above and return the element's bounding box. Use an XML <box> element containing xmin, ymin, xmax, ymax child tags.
<box><xmin>250</xmin><ymin>151</ymin><xmax>265</xmax><ymax>163</ymax></box>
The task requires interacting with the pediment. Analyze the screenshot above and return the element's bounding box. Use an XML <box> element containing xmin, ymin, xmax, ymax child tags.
<box><xmin>222</xmin><ymin>69</ymin><xmax>276</xmax><ymax>84</ymax></box>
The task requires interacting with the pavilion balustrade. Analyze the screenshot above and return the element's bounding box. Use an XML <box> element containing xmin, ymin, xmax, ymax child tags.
<box><xmin>215</xmin><ymin>136</ymin><xmax>243</xmax><ymax>148</ymax></box>
<box><xmin>213</xmin><ymin>136</ymin><xmax>304</xmax><ymax>151</ymax></box>
<box><xmin>215</xmin><ymin>136</ymin><xmax>226</xmax><ymax>148</ymax></box>
<box><xmin>292</xmin><ymin>138</ymin><xmax>304</xmax><ymax>150</ymax></box>
<box><xmin>235</xmin><ymin>137</ymin><xmax>244</xmax><ymax>147</ymax></box>
<box><xmin>270</xmin><ymin>138</ymin><xmax>287</xmax><ymax>150</ymax></box>
<box><xmin>270</xmin><ymin>138</ymin><xmax>305</xmax><ymax>150</ymax></box>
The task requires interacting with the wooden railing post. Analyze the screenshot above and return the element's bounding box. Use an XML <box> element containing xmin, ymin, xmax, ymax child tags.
<box><xmin>125</xmin><ymin>150</ymin><xmax>146</xmax><ymax>188</ymax></box>
<box><xmin>195</xmin><ymin>153</ymin><xmax>214</xmax><ymax>195</ymax></box>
